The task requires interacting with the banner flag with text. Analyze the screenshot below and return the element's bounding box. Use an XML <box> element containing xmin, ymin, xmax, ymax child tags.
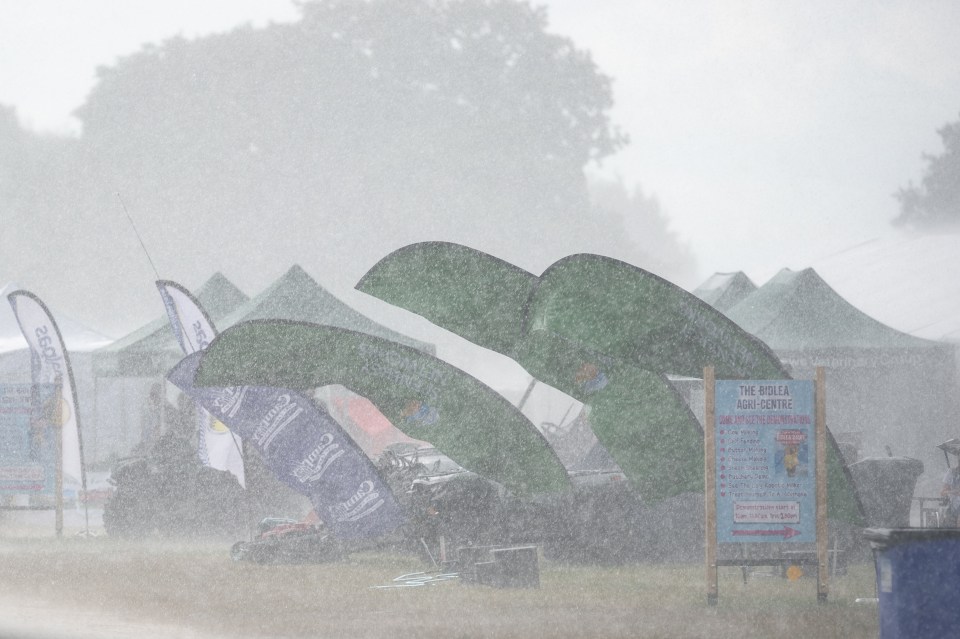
<box><xmin>169</xmin><ymin>352</ymin><xmax>405</xmax><ymax>539</ymax></box>
<box><xmin>157</xmin><ymin>280</ymin><xmax>245</xmax><ymax>487</ymax></box>
<box><xmin>7</xmin><ymin>290</ymin><xmax>87</xmax><ymax>491</ymax></box>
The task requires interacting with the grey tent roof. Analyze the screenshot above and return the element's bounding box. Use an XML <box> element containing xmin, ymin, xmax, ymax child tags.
<box><xmin>93</xmin><ymin>272</ymin><xmax>248</xmax><ymax>375</ymax></box>
<box><xmin>725</xmin><ymin>267</ymin><xmax>942</xmax><ymax>351</ymax></box>
<box><xmin>218</xmin><ymin>264</ymin><xmax>434</xmax><ymax>354</ymax></box>
<box><xmin>692</xmin><ymin>271</ymin><xmax>757</xmax><ymax>313</ymax></box>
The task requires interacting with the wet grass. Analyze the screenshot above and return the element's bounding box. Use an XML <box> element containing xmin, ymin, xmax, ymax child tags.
<box><xmin>0</xmin><ymin>537</ymin><xmax>878</xmax><ymax>638</ymax></box>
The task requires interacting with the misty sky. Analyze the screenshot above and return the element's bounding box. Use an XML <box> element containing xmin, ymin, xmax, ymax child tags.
<box><xmin>2</xmin><ymin>0</ymin><xmax>960</xmax><ymax>286</ymax></box>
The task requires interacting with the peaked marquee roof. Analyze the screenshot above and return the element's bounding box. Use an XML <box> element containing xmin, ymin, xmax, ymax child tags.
<box><xmin>692</xmin><ymin>271</ymin><xmax>757</xmax><ymax>313</ymax></box>
<box><xmin>100</xmin><ymin>272</ymin><xmax>248</xmax><ymax>355</ymax></box>
<box><xmin>95</xmin><ymin>266</ymin><xmax>433</xmax><ymax>377</ymax></box>
<box><xmin>724</xmin><ymin>267</ymin><xmax>942</xmax><ymax>351</ymax></box>
<box><xmin>218</xmin><ymin>264</ymin><xmax>434</xmax><ymax>354</ymax></box>
<box><xmin>810</xmin><ymin>231</ymin><xmax>960</xmax><ymax>343</ymax></box>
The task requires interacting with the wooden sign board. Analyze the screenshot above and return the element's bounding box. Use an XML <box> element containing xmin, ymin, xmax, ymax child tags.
<box><xmin>705</xmin><ymin>367</ymin><xmax>828</xmax><ymax>604</ymax></box>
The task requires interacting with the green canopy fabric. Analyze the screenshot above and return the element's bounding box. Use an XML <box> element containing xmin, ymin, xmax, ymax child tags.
<box><xmin>355</xmin><ymin>242</ymin><xmax>535</xmax><ymax>355</ymax></box>
<box><xmin>515</xmin><ymin>329</ymin><xmax>704</xmax><ymax>499</ymax></box>
<box><xmin>528</xmin><ymin>255</ymin><xmax>787</xmax><ymax>380</ymax></box>
<box><xmin>357</xmin><ymin>242</ymin><xmax>863</xmax><ymax>523</ymax></box>
<box><xmin>193</xmin><ymin>320</ymin><xmax>570</xmax><ymax>496</ymax></box>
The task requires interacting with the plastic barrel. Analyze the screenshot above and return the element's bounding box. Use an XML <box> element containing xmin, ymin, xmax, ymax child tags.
<box><xmin>864</xmin><ymin>528</ymin><xmax>960</xmax><ymax>638</ymax></box>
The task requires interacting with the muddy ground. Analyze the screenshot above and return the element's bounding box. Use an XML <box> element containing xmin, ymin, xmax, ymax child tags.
<box><xmin>0</xmin><ymin>531</ymin><xmax>879</xmax><ymax>639</ymax></box>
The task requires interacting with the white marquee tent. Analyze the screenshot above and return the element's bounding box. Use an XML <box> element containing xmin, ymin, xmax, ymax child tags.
<box><xmin>810</xmin><ymin>231</ymin><xmax>960</xmax><ymax>343</ymax></box>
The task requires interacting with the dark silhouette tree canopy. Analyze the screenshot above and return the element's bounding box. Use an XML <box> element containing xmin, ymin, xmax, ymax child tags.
<box><xmin>589</xmin><ymin>179</ymin><xmax>697</xmax><ymax>286</ymax></box>
<box><xmin>72</xmin><ymin>0</ymin><xmax>637</xmax><ymax>284</ymax></box>
<box><xmin>895</xmin><ymin>112</ymin><xmax>960</xmax><ymax>229</ymax></box>
<box><xmin>0</xmin><ymin>104</ymin><xmax>82</xmax><ymax>277</ymax></box>
<box><xmin>1</xmin><ymin>0</ymin><xmax>703</xmax><ymax>336</ymax></box>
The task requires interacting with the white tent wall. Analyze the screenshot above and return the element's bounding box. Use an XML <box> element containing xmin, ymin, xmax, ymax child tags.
<box><xmin>90</xmin><ymin>376</ymin><xmax>166</xmax><ymax>465</ymax></box>
<box><xmin>809</xmin><ymin>233</ymin><xmax>960</xmax><ymax>495</ymax></box>
<box><xmin>781</xmin><ymin>346</ymin><xmax>960</xmax><ymax>498</ymax></box>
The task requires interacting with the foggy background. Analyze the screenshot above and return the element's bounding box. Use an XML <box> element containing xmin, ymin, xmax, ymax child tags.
<box><xmin>1</xmin><ymin>0</ymin><xmax>959</xmax><ymax>341</ymax></box>
<box><xmin>0</xmin><ymin>7</ymin><xmax>956</xmax><ymax>637</ymax></box>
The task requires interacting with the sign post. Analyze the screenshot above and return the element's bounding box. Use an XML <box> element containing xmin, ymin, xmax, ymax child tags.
<box><xmin>815</xmin><ymin>367</ymin><xmax>828</xmax><ymax>602</ymax></box>
<box><xmin>704</xmin><ymin>367</ymin><xmax>718</xmax><ymax>605</ymax></box>
<box><xmin>705</xmin><ymin>367</ymin><xmax>828</xmax><ymax>604</ymax></box>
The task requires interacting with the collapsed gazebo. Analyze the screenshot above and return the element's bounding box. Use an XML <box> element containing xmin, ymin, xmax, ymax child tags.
<box><xmin>211</xmin><ymin>264</ymin><xmax>435</xmax><ymax>458</ymax></box>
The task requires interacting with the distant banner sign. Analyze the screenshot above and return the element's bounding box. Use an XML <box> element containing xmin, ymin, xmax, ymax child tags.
<box><xmin>715</xmin><ymin>380</ymin><xmax>816</xmax><ymax>543</ymax></box>
<box><xmin>0</xmin><ymin>384</ymin><xmax>58</xmax><ymax>494</ymax></box>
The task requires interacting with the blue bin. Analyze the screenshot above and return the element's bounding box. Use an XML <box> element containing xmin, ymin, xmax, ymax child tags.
<box><xmin>864</xmin><ymin>528</ymin><xmax>960</xmax><ymax>638</ymax></box>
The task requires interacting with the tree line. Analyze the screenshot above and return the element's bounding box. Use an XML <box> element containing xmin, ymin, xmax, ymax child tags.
<box><xmin>0</xmin><ymin>1</ymin><xmax>687</xmax><ymax>332</ymax></box>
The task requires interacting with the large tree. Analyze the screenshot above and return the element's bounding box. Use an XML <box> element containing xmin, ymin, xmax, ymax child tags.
<box><xmin>70</xmin><ymin>0</ymin><xmax>631</xmax><ymax>293</ymax></box>
<box><xmin>895</xmin><ymin>112</ymin><xmax>960</xmax><ymax>229</ymax></box>
<box><xmin>0</xmin><ymin>105</ymin><xmax>81</xmax><ymax>278</ymax></box>
<box><xmin>588</xmin><ymin>178</ymin><xmax>697</xmax><ymax>286</ymax></box>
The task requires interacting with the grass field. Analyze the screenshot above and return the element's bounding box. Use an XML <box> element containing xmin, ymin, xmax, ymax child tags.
<box><xmin>0</xmin><ymin>536</ymin><xmax>880</xmax><ymax>639</ymax></box>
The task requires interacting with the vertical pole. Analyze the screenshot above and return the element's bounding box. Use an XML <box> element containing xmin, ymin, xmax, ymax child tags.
<box><xmin>159</xmin><ymin>378</ymin><xmax>167</xmax><ymax>437</ymax></box>
<box><xmin>242</xmin><ymin>437</ymin><xmax>256</xmax><ymax>541</ymax></box>
<box><xmin>88</xmin><ymin>371</ymin><xmax>100</xmax><ymax>535</ymax></box>
<box><xmin>55</xmin><ymin>385</ymin><xmax>63</xmax><ymax>539</ymax></box>
<box><xmin>91</xmin><ymin>373</ymin><xmax>99</xmax><ymax>479</ymax></box>
<box><xmin>516</xmin><ymin>378</ymin><xmax>537</xmax><ymax>412</ymax></box>
<box><xmin>704</xmin><ymin>366</ymin><xmax>718</xmax><ymax>605</ymax></box>
<box><xmin>815</xmin><ymin>367</ymin><xmax>828</xmax><ymax>603</ymax></box>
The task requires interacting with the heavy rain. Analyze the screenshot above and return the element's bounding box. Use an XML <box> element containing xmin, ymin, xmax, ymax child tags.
<box><xmin>1</xmin><ymin>1</ymin><xmax>960</xmax><ymax>638</ymax></box>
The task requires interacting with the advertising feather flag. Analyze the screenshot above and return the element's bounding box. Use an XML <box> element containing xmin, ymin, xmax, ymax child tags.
<box><xmin>156</xmin><ymin>280</ymin><xmax>245</xmax><ymax>487</ymax></box>
<box><xmin>7</xmin><ymin>290</ymin><xmax>88</xmax><ymax>529</ymax></box>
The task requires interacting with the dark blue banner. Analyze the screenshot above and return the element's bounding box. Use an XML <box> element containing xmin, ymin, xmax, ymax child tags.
<box><xmin>168</xmin><ymin>353</ymin><xmax>405</xmax><ymax>539</ymax></box>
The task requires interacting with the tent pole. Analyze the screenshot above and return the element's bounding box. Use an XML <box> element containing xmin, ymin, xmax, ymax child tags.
<box><xmin>516</xmin><ymin>378</ymin><xmax>537</xmax><ymax>411</ymax></box>
<box><xmin>55</xmin><ymin>381</ymin><xmax>63</xmax><ymax>539</ymax></box>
